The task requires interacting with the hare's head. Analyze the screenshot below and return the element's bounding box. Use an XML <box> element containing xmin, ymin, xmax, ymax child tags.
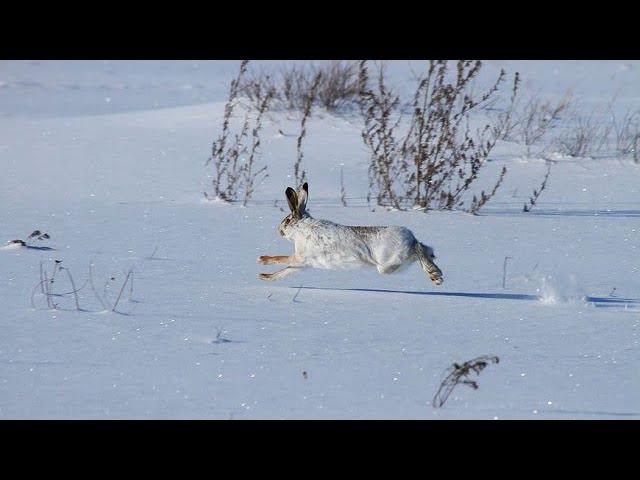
<box><xmin>278</xmin><ymin>182</ymin><xmax>309</xmax><ymax>239</ymax></box>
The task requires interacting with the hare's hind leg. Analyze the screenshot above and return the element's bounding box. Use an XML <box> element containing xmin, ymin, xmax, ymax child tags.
<box><xmin>258</xmin><ymin>266</ymin><xmax>300</xmax><ymax>281</ymax></box>
<box><xmin>258</xmin><ymin>255</ymin><xmax>291</xmax><ymax>265</ymax></box>
<box><xmin>415</xmin><ymin>242</ymin><xmax>444</xmax><ymax>285</ymax></box>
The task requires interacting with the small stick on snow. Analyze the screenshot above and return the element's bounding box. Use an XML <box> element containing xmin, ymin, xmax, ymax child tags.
<box><xmin>60</xmin><ymin>267</ymin><xmax>81</xmax><ymax>311</ymax></box>
<box><xmin>340</xmin><ymin>167</ymin><xmax>348</xmax><ymax>207</ymax></box>
<box><xmin>129</xmin><ymin>271</ymin><xmax>134</xmax><ymax>302</ymax></box>
<box><xmin>292</xmin><ymin>286</ymin><xmax>303</xmax><ymax>303</ymax></box>
<box><xmin>502</xmin><ymin>256</ymin><xmax>512</xmax><ymax>289</ymax></box>
<box><xmin>43</xmin><ymin>270</ymin><xmax>54</xmax><ymax>309</ymax></box>
<box><xmin>111</xmin><ymin>270</ymin><xmax>133</xmax><ymax>312</ymax></box>
<box><xmin>39</xmin><ymin>259</ymin><xmax>45</xmax><ymax>294</ymax></box>
<box><xmin>89</xmin><ymin>263</ymin><xmax>108</xmax><ymax>310</ymax></box>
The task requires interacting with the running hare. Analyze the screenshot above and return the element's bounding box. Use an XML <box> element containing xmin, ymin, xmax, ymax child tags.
<box><xmin>258</xmin><ymin>183</ymin><xmax>444</xmax><ymax>285</ymax></box>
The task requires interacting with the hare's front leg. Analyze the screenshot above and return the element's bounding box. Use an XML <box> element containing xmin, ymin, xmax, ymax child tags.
<box><xmin>257</xmin><ymin>255</ymin><xmax>292</xmax><ymax>265</ymax></box>
<box><xmin>258</xmin><ymin>266</ymin><xmax>301</xmax><ymax>281</ymax></box>
<box><xmin>258</xmin><ymin>254</ymin><xmax>304</xmax><ymax>281</ymax></box>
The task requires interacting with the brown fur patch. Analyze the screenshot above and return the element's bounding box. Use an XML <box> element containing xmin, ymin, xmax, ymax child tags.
<box><xmin>258</xmin><ymin>255</ymin><xmax>291</xmax><ymax>265</ymax></box>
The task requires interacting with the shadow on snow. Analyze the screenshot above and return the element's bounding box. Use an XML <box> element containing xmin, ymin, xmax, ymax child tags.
<box><xmin>481</xmin><ymin>208</ymin><xmax>640</xmax><ymax>218</ymax></box>
<box><xmin>297</xmin><ymin>286</ymin><xmax>640</xmax><ymax>309</ymax></box>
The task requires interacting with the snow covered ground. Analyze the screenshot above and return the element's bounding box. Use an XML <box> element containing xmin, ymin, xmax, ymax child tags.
<box><xmin>0</xmin><ymin>60</ymin><xmax>638</xmax><ymax>419</ymax></box>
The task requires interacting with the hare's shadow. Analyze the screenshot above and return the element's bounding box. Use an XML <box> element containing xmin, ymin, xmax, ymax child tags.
<box><xmin>297</xmin><ymin>287</ymin><xmax>640</xmax><ymax>309</ymax></box>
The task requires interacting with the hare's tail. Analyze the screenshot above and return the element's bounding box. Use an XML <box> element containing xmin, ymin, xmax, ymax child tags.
<box><xmin>415</xmin><ymin>242</ymin><xmax>444</xmax><ymax>285</ymax></box>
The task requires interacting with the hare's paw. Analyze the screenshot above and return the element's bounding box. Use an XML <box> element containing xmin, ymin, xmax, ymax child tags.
<box><xmin>258</xmin><ymin>272</ymin><xmax>275</xmax><ymax>281</ymax></box>
<box><xmin>258</xmin><ymin>255</ymin><xmax>291</xmax><ymax>265</ymax></box>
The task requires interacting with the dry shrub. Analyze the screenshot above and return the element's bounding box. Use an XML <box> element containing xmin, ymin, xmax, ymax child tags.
<box><xmin>359</xmin><ymin>60</ymin><xmax>513</xmax><ymax>214</ymax></box>
<box><xmin>238</xmin><ymin>61</ymin><xmax>360</xmax><ymax>113</ymax></box>
<box><xmin>293</xmin><ymin>72</ymin><xmax>322</xmax><ymax>185</ymax></box>
<box><xmin>491</xmin><ymin>72</ymin><xmax>521</xmax><ymax>141</ymax></box>
<box><xmin>205</xmin><ymin>60</ymin><xmax>274</xmax><ymax>205</ymax></box>
<box><xmin>496</xmin><ymin>89</ymin><xmax>640</xmax><ymax>162</ymax></box>
<box><xmin>611</xmin><ymin>109</ymin><xmax>640</xmax><ymax>162</ymax></box>
<box><xmin>432</xmin><ymin>355</ymin><xmax>500</xmax><ymax>408</ymax></box>
<box><xmin>238</xmin><ymin>70</ymin><xmax>280</xmax><ymax>109</ymax></box>
<box><xmin>555</xmin><ymin>103</ymin><xmax>611</xmax><ymax>158</ymax></box>
<box><xmin>511</xmin><ymin>91</ymin><xmax>573</xmax><ymax>156</ymax></box>
<box><xmin>523</xmin><ymin>164</ymin><xmax>551</xmax><ymax>212</ymax></box>
<box><xmin>314</xmin><ymin>61</ymin><xmax>360</xmax><ymax>111</ymax></box>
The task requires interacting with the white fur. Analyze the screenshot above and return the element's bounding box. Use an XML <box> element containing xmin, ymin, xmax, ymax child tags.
<box><xmin>259</xmin><ymin>183</ymin><xmax>443</xmax><ymax>284</ymax></box>
<box><xmin>284</xmin><ymin>218</ymin><xmax>416</xmax><ymax>272</ymax></box>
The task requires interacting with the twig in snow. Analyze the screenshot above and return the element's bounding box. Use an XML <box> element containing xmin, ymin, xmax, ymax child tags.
<box><xmin>432</xmin><ymin>355</ymin><xmax>500</xmax><ymax>408</ymax></box>
<box><xmin>523</xmin><ymin>164</ymin><xmax>551</xmax><ymax>212</ymax></box>
<box><xmin>468</xmin><ymin>166</ymin><xmax>507</xmax><ymax>215</ymax></box>
<box><xmin>59</xmin><ymin>266</ymin><xmax>81</xmax><ymax>311</ymax></box>
<box><xmin>43</xmin><ymin>269</ymin><xmax>53</xmax><ymax>309</ymax></box>
<box><xmin>89</xmin><ymin>262</ymin><xmax>108</xmax><ymax>310</ymax></box>
<box><xmin>50</xmin><ymin>260</ymin><xmax>62</xmax><ymax>284</ymax></box>
<box><xmin>293</xmin><ymin>71</ymin><xmax>322</xmax><ymax>185</ymax></box>
<box><xmin>111</xmin><ymin>270</ymin><xmax>133</xmax><ymax>313</ymax></box>
<box><xmin>292</xmin><ymin>286</ymin><xmax>303</xmax><ymax>303</ymax></box>
<box><xmin>32</xmin><ymin>259</ymin><xmax>87</xmax><ymax>311</ymax></box>
<box><xmin>340</xmin><ymin>167</ymin><xmax>348</xmax><ymax>207</ymax></box>
<box><xmin>213</xmin><ymin>327</ymin><xmax>231</xmax><ymax>344</ymax></box>
<box><xmin>39</xmin><ymin>259</ymin><xmax>45</xmax><ymax>294</ymax></box>
<box><xmin>502</xmin><ymin>256</ymin><xmax>512</xmax><ymax>289</ymax></box>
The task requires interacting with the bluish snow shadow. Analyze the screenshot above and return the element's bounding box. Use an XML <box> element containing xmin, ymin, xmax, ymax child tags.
<box><xmin>481</xmin><ymin>208</ymin><xmax>640</xmax><ymax>218</ymax></box>
<box><xmin>539</xmin><ymin>408</ymin><xmax>640</xmax><ymax>418</ymax></box>
<box><xmin>297</xmin><ymin>286</ymin><xmax>640</xmax><ymax>308</ymax></box>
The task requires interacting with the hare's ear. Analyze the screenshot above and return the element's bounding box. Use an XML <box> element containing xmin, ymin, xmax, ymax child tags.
<box><xmin>297</xmin><ymin>182</ymin><xmax>308</xmax><ymax>214</ymax></box>
<box><xmin>285</xmin><ymin>187</ymin><xmax>299</xmax><ymax>216</ymax></box>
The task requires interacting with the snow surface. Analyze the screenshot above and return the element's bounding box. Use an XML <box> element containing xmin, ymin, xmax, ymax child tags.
<box><xmin>0</xmin><ymin>60</ymin><xmax>639</xmax><ymax>419</ymax></box>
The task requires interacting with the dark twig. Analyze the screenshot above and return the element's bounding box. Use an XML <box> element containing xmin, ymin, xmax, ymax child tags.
<box><xmin>502</xmin><ymin>256</ymin><xmax>512</xmax><ymax>289</ymax></box>
<box><xmin>523</xmin><ymin>164</ymin><xmax>551</xmax><ymax>212</ymax></box>
<box><xmin>359</xmin><ymin>60</ymin><xmax>512</xmax><ymax>213</ymax></box>
<box><xmin>39</xmin><ymin>259</ymin><xmax>45</xmax><ymax>294</ymax></box>
<box><xmin>294</xmin><ymin>71</ymin><xmax>322</xmax><ymax>185</ymax></box>
<box><xmin>60</xmin><ymin>266</ymin><xmax>81</xmax><ymax>311</ymax></box>
<box><xmin>111</xmin><ymin>270</ymin><xmax>133</xmax><ymax>313</ymax></box>
<box><xmin>129</xmin><ymin>271</ymin><xmax>134</xmax><ymax>302</ymax></box>
<box><xmin>43</xmin><ymin>270</ymin><xmax>53</xmax><ymax>309</ymax></box>
<box><xmin>340</xmin><ymin>167</ymin><xmax>348</xmax><ymax>207</ymax></box>
<box><xmin>89</xmin><ymin>262</ymin><xmax>108</xmax><ymax>310</ymax></box>
<box><xmin>432</xmin><ymin>355</ymin><xmax>500</xmax><ymax>408</ymax></box>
